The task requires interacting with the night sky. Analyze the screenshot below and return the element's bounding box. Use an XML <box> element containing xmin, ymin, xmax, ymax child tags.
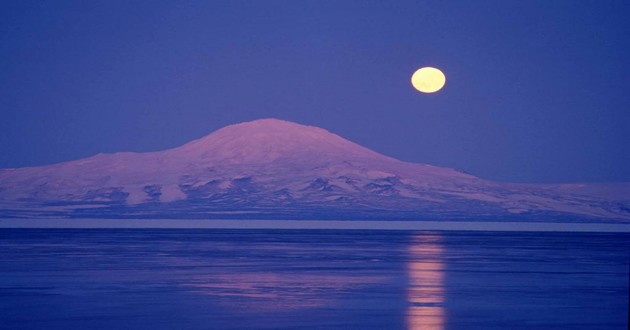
<box><xmin>1</xmin><ymin>1</ymin><xmax>628</xmax><ymax>183</ymax></box>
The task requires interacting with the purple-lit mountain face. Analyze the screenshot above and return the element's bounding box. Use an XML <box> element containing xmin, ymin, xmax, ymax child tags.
<box><xmin>1</xmin><ymin>119</ymin><xmax>628</xmax><ymax>222</ymax></box>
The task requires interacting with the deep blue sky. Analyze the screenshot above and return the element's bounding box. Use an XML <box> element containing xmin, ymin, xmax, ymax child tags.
<box><xmin>1</xmin><ymin>1</ymin><xmax>628</xmax><ymax>183</ymax></box>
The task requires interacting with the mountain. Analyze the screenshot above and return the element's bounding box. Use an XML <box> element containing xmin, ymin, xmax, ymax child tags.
<box><xmin>1</xmin><ymin>118</ymin><xmax>628</xmax><ymax>222</ymax></box>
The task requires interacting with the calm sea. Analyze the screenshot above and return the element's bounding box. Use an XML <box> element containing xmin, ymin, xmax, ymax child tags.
<box><xmin>0</xmin><ymin>229</ymin><xmax>628</xmax><ymax>329</ymax></box>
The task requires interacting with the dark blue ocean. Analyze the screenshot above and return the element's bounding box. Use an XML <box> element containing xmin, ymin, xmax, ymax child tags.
<box><xmin>0</xmin><ymin>229</ymin><xmax>628</xmax><ymax>329</ymax></box>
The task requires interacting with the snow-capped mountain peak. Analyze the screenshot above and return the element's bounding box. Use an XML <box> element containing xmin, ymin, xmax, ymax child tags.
<box><xmin>172</xmin><ymin>118</ymin><xmax>390</xmax><ymax>164</ymax></box>
<box><xmin>0</xmin><ymin>119</ymin><xmax>627</xmax><ymax>221</ymax></box>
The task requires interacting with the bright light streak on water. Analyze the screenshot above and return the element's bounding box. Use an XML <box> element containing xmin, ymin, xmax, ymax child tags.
<box><xmin>407</xmin><ymin>234</ymin><xmax>445</xmax><ymax>330</ymax></box>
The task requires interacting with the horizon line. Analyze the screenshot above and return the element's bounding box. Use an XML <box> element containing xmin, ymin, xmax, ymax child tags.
<box><xmin>1</xmin><ymin>219</ymin><xmax>628</xmax><ymax>233</ymax></box>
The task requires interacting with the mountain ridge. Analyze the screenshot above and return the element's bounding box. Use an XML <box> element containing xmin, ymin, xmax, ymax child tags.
<box><xmin>0</xmin><ymin>118</ymin><xmax>628</xmax><ymax>222</ymax></box>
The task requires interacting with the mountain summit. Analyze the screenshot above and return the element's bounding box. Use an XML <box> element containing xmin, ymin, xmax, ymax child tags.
<box><xmin>0</xmin><ymin>118</ymin><xmax>628</xmax><ymax>221</ymax></box>
<box><xmin>171</xmin><ymin>118</ymin><xmax>391</xmax><ymax>165</ymax></box>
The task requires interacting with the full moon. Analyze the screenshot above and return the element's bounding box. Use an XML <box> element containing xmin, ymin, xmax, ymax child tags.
<box><xmin>411</xmin><ymin>67</ymin><xmax>446</xmax><ymax>93</ymax></box>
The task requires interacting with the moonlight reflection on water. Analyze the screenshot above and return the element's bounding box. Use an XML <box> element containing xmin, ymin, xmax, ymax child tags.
<box><xmin>407</xmin><ymin>234</ymin><xmax>445</xmax><ymax>330</ymax></box>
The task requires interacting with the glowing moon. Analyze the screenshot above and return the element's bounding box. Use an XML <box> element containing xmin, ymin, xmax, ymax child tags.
<box><xmin>411</xmin><ymin>67</ymin><xmax>446</xmax><ymax>93</ymax></box>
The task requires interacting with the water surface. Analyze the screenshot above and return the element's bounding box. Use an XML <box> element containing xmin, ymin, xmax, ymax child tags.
<box><xmin>0</xmin><ymin>229</ymin><xmax>627</xmax><ymax>329</ymax></box>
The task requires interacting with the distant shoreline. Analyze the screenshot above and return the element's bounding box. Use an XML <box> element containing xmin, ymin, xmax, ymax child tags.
<box><xmin>0</xmin><ymin>219</ymin><xmax>628</xmax><ymax>233</ymax></box>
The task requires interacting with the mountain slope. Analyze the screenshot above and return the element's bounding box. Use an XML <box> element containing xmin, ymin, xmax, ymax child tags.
<box><xmin>0</xmin><ymin>119</ymin><xmax>628</xmax><ymax>221</ymax></box>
